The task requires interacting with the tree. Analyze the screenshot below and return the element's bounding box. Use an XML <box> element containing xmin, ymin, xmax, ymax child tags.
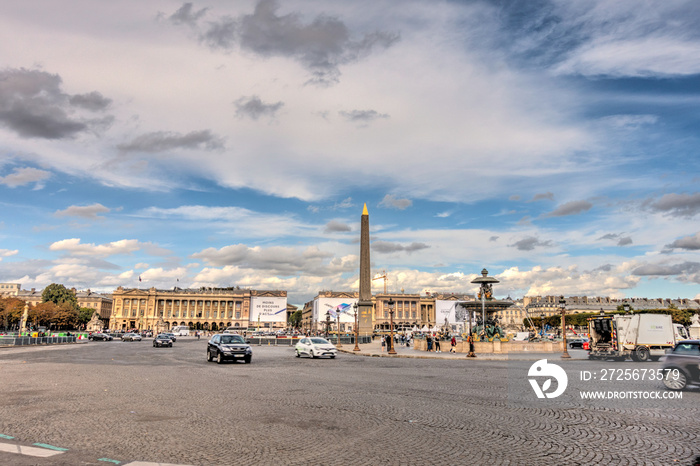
<box><xmin>54</xmin><ymin>306</ymin><xmax>78</xmax><ymax>329</ymax></box>
<box><xmin>289</xmin><ymin>309</ymin><xmax>303</xmax><ymax>328</ymax></box>
<box><xmin>0</xmin><ymin>297</ymin><xmax>25</xmax><ymax>330</ymax></box>
<box><xmin>78</xmin><ymin>307</ymin><xmax>96</xmax><ymax>327</ymax></box>
<box><xmin>42</xmin><ymin>283</ymin><xmax>78</xmax><ymax>310</ymax></box>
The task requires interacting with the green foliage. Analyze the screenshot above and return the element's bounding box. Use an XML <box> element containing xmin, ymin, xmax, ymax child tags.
<box><xmin>41</xmin><ymin>283</ymin><xmax>78</xmax><ymax>310</ymax></box>
<box><xmin>289</xmin><ymin>309</ymin><xmax>303</xmax><ymax>328</ymax></box>
<box><xmin>78</xmin><ymin>307</ymin><xmax>96</xmax><ymax>326</ymax></box>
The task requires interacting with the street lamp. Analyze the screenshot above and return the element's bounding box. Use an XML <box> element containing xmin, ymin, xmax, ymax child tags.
<box><xmin>353</xmin><ymin>303</ymin><xmax>360</xmax><ymax>351</ymax></box>
<box><xmin>541</xmin><ymin>313</ymin><xmax>546</xmax><ymax>338</ymax></box>
<box><xmin>560</xmin><ymin>296</ymin><xmax>571</xmax><ymax>359</ymax></box>
<box><xmin>387</xmin><ymin>298</ymin><xmax>396</xmax><ymax>354</ymax></box>
<box><xmin>623</xmin><ymin>303</ymin><xmax>631</xmax><ymax>314</ymax></box>
<box><xmin>458</xmin><ymin>302</ymin><xmax>476</xmax><ymax>358</ymax></box>
<box><xmin>335</xmin><ymin>308</ymin><xmax>342</xmax><ymax>348</ymax></box>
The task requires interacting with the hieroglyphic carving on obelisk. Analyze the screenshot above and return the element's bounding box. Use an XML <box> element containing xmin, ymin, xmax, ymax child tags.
<box><xmin>358</xmin><ymin>203</ymin><xmax>373</xmax><ymax>336</ymax></box>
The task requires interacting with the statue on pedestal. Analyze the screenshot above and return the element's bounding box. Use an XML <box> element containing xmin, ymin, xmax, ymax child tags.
<box><xmin>689</xmin><ymin>313</ymin><xmax>700</xmax><ymax>339</ymax></box>
<box><xmin>86</xmin><ymin>311</ymin><xmax>104</xmax><ymax>333</ymax></box>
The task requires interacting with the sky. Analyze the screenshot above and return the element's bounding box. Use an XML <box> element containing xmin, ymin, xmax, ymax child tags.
<box><xmin>1</xmin><ymin>0</ymin><xmax>699</xmax><ymax>305</ymax></box>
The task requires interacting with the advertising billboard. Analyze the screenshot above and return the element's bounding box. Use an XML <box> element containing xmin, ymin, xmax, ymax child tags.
<box><xmin>250</xmin><ymin>296</ymin><xmax>288</xmax><ymax>323</ymax></box>
<box><xmin>435</xmin><ymin>300</ymin><xmax>461</xmax><ymax>325</ymax></box>
<box><xmin>313</xmin><ymin>297</ymin><xmax>357</xmax><ymax>323</ymax></box>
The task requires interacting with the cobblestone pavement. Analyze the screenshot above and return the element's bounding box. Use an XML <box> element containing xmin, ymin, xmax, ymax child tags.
<box><xmin>0</xmin><ymin>339</ymin><xmax>698</xmax><ymax>465</ymax></box>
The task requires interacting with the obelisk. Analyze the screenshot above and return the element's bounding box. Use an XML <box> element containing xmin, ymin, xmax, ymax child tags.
<box><xmin>358</xmin><ymin>203</ymin><xmax>373</xmax><ymax>337</ymax></box>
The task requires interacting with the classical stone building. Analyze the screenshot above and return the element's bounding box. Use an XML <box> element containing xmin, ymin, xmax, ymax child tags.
<box><xmin>109</xmin><ymin>286</ymin><xmax>287</xmax><ymax>332</ymax></box>
<box><xmin>302</xmin><ymin>290</ymin><xmax>439</xmax><ymax>334</ymax></box>
<box><xmin>0</xmin><ymin>283</ymin><xmax>21</xmax><ymax>297</ymax></box>
<box><xmin>75</xmin><ymin>289</ymin><xmax>113</xmax><ymax>324</ymax></box>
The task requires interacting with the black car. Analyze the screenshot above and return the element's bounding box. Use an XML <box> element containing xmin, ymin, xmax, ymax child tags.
<box><xmin>662</xmin><ymin>340</ymin><xmax>700</xmax><ymax>390</ymax></box>
<box><xmin>207</xmin><ymin>333</ymin><xmax>252</xmax><ymax>364</ymax></box>
<box><xmin>162</xmin><ymin>332</ymin><xmax>177</xmax><ymax>342</ymax></box>
<box><xmin>568</xmin><ymin>338</ymin><xmax>588</xmax><ymax>349</ymax></box>
<box><xmin>153</xmin><ymin>334</ymin><xmax>173</xmax><ymax>347</ymax></box>
<box><xmin>89</xmin><ymin>333</ymin><xmax>113</xmax><ymax>341</ymax></box>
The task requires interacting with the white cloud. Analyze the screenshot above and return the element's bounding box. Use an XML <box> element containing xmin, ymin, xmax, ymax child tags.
<box><xmin>0</xmin><ymin>167</ymin><xmax>51</xmax><ymax>188</ymax></box>
<box><xmin>49</xmin><ymin>238</ymin><xmax>144</xmax><ymax>257</ymax></box>
<box><xmin>54</xmin><ymin>203</ymin><xmax>110</xmax><ymax>219</ymax></box>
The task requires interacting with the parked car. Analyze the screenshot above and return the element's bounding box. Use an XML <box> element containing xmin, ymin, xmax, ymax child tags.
<box><xmin>153</xmin><ymin>334</ymin><xmax>173</xmax><ymax>347</ymax></box>
<box><xmin>569</xmin><ymin>338</ymin><xmax>589</xmax><ymax>349</ymax></box>
<box><xmin>661</xmin><ymin>340</ymin><xmax>700</xmax><ymax>391</ymax></box>
<box><xmin>89</xmin><ymin>333</ymin><xmax>113</xmax><ymax>341</ymax></box>
<box><xmin>121</xmin><ymin>333</ymin><xmax>142</xmax><ymax>342</ymax></box>
<box><xmin>295</xmin><ymin>337</ymin><xmax>337</xmax><ymax>359</ymax></box>
<box><xmin>207</xmin><ymin>333</ymin><xmax>252</xmax><ymax>364</ymax></box>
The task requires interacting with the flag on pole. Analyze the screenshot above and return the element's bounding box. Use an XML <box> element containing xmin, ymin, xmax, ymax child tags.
<box><xmin>138</xmin><ymin>276</ymin><xmax>142</xmax><ymax>282</ymax></box>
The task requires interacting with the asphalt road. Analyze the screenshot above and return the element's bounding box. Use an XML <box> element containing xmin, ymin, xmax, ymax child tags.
<box><xmin>0</xmin><ymin>339</ymin><xmax>698</xmax><ymax>465</ymax></box>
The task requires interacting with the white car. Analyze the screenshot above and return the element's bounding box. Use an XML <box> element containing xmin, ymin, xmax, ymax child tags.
<box><xmin>295</xmin><ymin>337</ymin><xmax>337</xmax><ymax>359</ymax></box>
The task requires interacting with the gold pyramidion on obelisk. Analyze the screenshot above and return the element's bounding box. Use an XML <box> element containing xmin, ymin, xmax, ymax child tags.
<box><xmin>358</xmin><ymin>203</ymin><xmax>373</xmax><ymax>336</ymax></box>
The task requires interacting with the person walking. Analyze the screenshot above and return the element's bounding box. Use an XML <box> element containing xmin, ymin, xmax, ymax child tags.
<box><xmin>450</xmin><ymin>335</ymin><xmax>457</xmax><ymax>353</ymax></box>
<box><xmin>426</xmin><ymin>334</ymin><xmax>433</xmax><ymax>351</ymax></box>
<box><xmin>381</xmin><ymin>334</ymin><xmax>386</xmax><ymax>352</ymax></box>
<box><xmin>434</xmin><ymin>334</ymin><xmax>441</xmax><ymax>353</ymax></box>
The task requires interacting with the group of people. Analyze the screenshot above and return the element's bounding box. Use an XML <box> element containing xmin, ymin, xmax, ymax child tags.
<box><xmin>380</xmin><ymin>333</ymin><xmax>413</xmax><ymax>351</ymax></box>
<box><xmin>425</xmin><ymin>333</ymin><xmax>458</xmax><ymax>353</ymax></box>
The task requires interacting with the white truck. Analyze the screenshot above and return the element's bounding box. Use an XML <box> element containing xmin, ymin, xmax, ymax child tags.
<box><xmin>673</xmin><ymin>323</ymin><xmax>690</xmax><ymax>342</ymax></box>
<box><xmin>587</xmin><ymin>313</ymin><xmax>676</xmax><ymax>362</ymax></box>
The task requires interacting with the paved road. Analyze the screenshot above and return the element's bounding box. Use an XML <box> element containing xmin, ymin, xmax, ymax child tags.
<box><xmin>0</xmin><ymin>339</ymin><xmax>698</xmax><ymax>465</ymax></box>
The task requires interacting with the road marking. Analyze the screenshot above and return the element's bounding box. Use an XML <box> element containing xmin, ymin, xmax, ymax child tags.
<box><xmin>32</xmin><ymin>442</ymin><xmax>69</xmax><ymax>451</ymax></box>
<box><xmin>0</xmin><ymin>441</ymin><xmax>66</xmax><ymax>457</ymax></box>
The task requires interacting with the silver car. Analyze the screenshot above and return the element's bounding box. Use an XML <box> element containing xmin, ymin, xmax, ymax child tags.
<box><xmin>295</xmin><ymin>337</ymin><xmax>337</xmax><ymax>359</ymax></box>
<box><xmin>121</xmin><ymin>333</ymin><xmax>142</xmax><ymax>342</ymax></box>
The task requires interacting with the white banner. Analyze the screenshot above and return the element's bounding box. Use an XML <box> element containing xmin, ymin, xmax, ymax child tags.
<box><xmin>435</xmin><ymin>300</ymin><xmax>460</xmax><ymax>325</ymax></box>
<box><xmin>313</xmin><ymin>297</ymin><xmax>357</xmax><ymax>323</ymax></box>
<box><xmin>250</xmin><ymin>296</ymin><xmax>288</xmax><ymax>323</ymax></box>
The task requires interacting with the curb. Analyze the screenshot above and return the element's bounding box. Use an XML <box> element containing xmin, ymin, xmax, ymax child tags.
<box><xmin>337</xmin><ymin>347</ymin><xmax>589</xmax><ymax>361</ymax></box>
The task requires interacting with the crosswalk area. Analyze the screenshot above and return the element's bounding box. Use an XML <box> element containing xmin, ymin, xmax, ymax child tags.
<box><xmin>0</xmin><ymin>437</ymin><xmax>190</xmax><ymax>466</ymax></box>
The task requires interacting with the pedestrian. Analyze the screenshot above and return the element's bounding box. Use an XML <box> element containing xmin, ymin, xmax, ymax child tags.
<box><xmin>450</xmin><ymin>335</ymin><xmax>457</xmax><ymax>353</ymax></box>
<box><xmin>435</xmin><ymin>334</ymin><xmax>441</xmax><ymax>352</ymax></box>
<box><xmin>381</xmin><ymin>334</ymin><xmax>386</xmax><ymax>352</ymax></box>
<box><xmin>426</xmin><ymin>334</ymin><xmax>432</xmax><ymax>351</ymax></box>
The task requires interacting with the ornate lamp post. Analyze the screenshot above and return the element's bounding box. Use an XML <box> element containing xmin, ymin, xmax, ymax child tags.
<box><xmin>325</xmin><ymin>311</ymin><xmax>331</xmax><ymax>339</ymax></box>
<box><xmin>541</xmin><ymin>313</ymin><xmax>546</xmax><ymax>338</ymax></box>
<box><xmin>560</xmin><ymin>296</ymin><xmax>571</xmax><ymax>359</ymax></box>
<box><xmin>387</xmin><ymin>298</ymin><xmax>396</xmax><ymax>355</ymax></box>
<box><xmin>623</xmin><ymin>303</ymin><xmax>631</xmax><ymax>314</ymax></box>
<box><xmin>353</xmin><ymin>303</ymin><xmax>360</xmax><ymax>352</ymax></box>
<box><xmin>335</xmin><ymin>308</ymin><xmax>342</xmax><ymax>348</ymax></box>
<box><xmin>458</xmin><ymin>302</ymin><xmax>476</xmax><ymax>358</ymax></box>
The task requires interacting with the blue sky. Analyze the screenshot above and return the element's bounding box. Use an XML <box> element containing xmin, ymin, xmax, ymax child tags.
<box><xmin>1</xmin><ymin>0</ymin><xmax>699</xmax><ymax>305</ymax></box>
